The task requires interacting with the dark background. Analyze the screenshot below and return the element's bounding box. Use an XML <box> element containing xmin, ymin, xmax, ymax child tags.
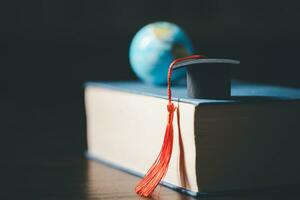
<box><xmin>1</xmin><ymin>1</ymin><xmax>300</xmax><ymax>199</ymax></box>
<box><xmin>1</xmin><ymin>1</ymin><xmax>300</xmax><ymax>100</ymax></box>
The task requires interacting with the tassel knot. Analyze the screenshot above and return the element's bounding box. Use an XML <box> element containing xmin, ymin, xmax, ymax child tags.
<box><xmin>167</xmin><ymin>103</ymin><xmax>176</xmax><ymax>113</ymax></box>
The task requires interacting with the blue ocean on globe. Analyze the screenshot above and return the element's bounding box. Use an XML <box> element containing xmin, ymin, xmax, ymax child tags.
<box><xmin>129</xmin><ymin>22</ymin><xmax>194</xmax><ymax>85</ymax></box>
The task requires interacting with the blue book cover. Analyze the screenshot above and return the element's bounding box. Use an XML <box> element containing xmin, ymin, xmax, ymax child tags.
<box><xmin>85</xmin><ymin>80</ymin><xmax>300</xmax><ymax>104</ymax></box>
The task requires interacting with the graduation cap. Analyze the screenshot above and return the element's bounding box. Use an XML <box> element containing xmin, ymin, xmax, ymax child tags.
<box><xmin>173</xmin><ymin>57</ymin><xmax>240</xmax><ymax>99</ymax></box>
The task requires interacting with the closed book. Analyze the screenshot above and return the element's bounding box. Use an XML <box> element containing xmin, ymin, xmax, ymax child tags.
<box><xmin>84</xmin><ymin>81</ymin><xmax>300</xmax><ymax>196</ymax></box>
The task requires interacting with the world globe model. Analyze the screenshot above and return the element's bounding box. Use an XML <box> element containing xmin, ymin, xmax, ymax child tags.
<box><xmin>129</xmin><ymin>22</ymin><xmax>194</xmax><ymax>85</ymax></box>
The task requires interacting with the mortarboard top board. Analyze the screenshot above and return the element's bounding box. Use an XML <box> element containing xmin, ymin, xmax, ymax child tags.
<box><xmin>173</xmin><ymin>58</ymin><xmax>240</xmax><ymax>99</ymax></box>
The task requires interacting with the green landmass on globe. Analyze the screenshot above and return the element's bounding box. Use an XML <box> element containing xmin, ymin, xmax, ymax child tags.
<box><xmin>129</xmin><ymin>21</ymin><xmax>194</xmax><ymax>85</ymax></box>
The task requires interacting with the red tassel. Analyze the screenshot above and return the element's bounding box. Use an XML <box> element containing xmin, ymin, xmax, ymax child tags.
<box><xmin>135</xmin><ymin>55</ymin><xmax>204</xmax><ymax>197</ymax></box>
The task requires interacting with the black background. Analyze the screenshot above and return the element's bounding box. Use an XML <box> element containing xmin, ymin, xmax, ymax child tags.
<box><xmin>1</xmin><ymin>1</ymin><xmax>300</xmax><ymax>199</ymax></box>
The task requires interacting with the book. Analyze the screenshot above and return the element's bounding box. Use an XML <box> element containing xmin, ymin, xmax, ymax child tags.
<box><xmin>84</xmin><ymin>81</ymin><xmax>300</xmax><ymax>196</ymax></box>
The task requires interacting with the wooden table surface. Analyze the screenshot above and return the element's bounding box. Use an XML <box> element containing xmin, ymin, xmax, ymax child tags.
<box><xmin>1</xmin><ymin>98</ymin><xmax>299</xmax><ymax>200</ymax></box>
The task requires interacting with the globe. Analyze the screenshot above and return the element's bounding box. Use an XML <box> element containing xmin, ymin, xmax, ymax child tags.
<box><xmin>129</xmin><ymin>22</ymin><xmax>194</xmax><ymax>85</ymax></box>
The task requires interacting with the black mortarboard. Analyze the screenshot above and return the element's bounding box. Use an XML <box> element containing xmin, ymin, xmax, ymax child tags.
<box><xmin>173</xmin><ymin>58</ymin><xmax>240</xmax><ymax>99</ymax></box>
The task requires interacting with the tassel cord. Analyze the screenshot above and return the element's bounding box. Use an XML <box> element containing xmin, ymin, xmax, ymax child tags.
<box><xmin>135</xmin><ymin>55</ymin><xmax>203</xmax><ymax>197</ymax></box>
